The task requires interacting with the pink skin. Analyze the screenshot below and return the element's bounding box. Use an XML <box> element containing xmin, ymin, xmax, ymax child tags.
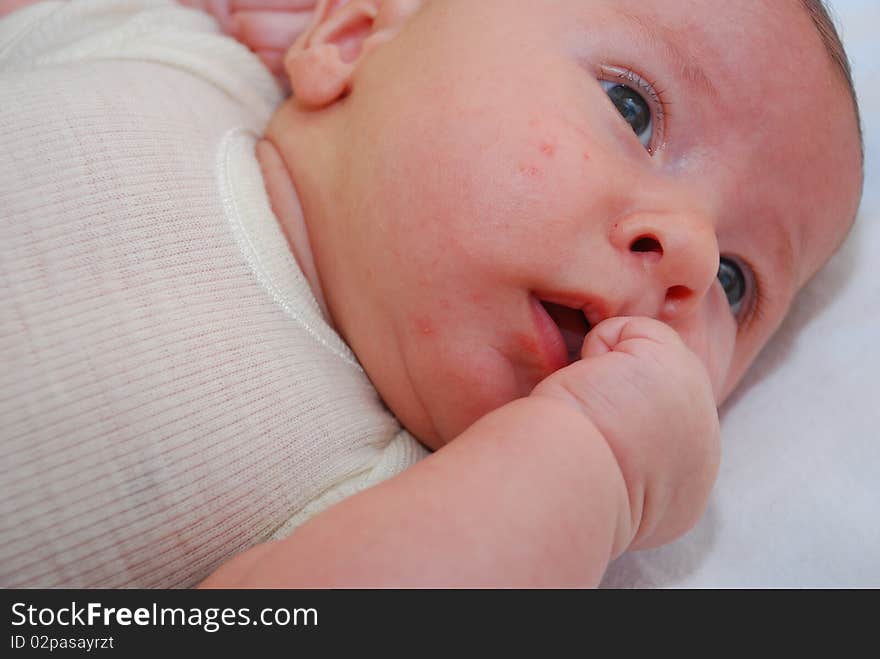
<box><xmin>263</xmin><ymin>0</ymin><xmax>863</xmax><ymax>451</ymax></box>
<box><xmin>177</xmin><ymin>0</ymin><xmax>321</xmax><ymax>82</ymax></box>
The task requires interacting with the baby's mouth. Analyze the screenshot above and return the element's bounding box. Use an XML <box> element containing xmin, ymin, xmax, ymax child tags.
<box><xmin>540</xmin><ymin>301</ymin><xmax>592</xmax><ymax>365</ymax></box>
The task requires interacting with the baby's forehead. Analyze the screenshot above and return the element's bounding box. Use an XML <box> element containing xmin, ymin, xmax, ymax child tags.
<box><xmin>591</xmin><ymin>0</ymin><xmax>831</xmax><ymax>78</ymax></box>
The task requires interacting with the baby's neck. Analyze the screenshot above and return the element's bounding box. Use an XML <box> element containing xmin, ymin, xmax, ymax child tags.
<box><xmin>255</xmin><ymin>137</ymin><xmax>332</xmax><ymax>324</ymax></box>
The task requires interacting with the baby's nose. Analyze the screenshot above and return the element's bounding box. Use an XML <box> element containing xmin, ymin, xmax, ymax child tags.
<box><xmin>610</xmin><ymin>210</ymin><xmax>720</xmax><ymax>321</ymax></box>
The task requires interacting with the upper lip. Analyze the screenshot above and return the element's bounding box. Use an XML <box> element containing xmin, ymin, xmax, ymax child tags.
<box><xmin>534</xmin><ymin>291</ymin><xmax>610</xmax><ymax>329</ymax></box>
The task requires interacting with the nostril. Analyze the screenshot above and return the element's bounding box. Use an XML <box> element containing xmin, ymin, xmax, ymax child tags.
<box><xmin>630</xmin><ymin>235</ymin><xmax>663</xmax><ymax>256</ymax></box>
<box><xmin>666</xmin><ymin>285</ymin><xmax>691</xmax><ymax>302</ymax></box>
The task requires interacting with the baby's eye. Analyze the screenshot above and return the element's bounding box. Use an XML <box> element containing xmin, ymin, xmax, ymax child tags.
<box><xmin>718</xmin><ymin>257</ymin><xmax>748</xmax><ymax>316</ymax></box>
<box><xmin>601</xmin><ymin>81</ymin><xmax>653</xmax><ymax>148</ymax></box>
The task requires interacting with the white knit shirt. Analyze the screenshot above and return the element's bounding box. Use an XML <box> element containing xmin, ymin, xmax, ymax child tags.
<box><xmin>0</xmin><ymin>0</ymin><xmax>427</xmax><ymax>587</ymax></box>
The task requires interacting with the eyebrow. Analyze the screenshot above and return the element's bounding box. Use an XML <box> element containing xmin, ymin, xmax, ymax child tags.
<box><xmin>612</xmin><ymin>9</ymin><xmax>721</xmax><ymax>103</ymax></box>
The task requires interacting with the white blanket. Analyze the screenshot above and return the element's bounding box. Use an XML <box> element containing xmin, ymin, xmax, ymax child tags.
<box><xmin>603</xmin><ymin>0</ymin><xmax>880</xmax><ymax>587</ymax></box>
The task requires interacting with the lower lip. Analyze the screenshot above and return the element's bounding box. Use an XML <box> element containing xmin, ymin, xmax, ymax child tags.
<box><xmin>529</xmin><ymin>296</ymin><xmax>570</xmax><ymax>373</ymax></box>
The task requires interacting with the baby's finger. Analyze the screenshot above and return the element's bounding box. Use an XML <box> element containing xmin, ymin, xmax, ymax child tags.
<box><xmin>580</xmin><ymin>316</ymin><xmax>677</xmax><ymax>360</ymax></box>
<box><xmin>579</xmin><ymin>318</ymin><xmax>626</xmax><ymax>360</ymax></box>
<box><xmin>230</xmin><ymin>10</ymin><xmax>314</xmax><ymax>51</ymax></box>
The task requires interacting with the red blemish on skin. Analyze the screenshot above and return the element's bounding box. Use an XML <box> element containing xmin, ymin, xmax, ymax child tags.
<box><xmin>529</xmin><ymin>117</ymin><xmax>541</xmax><ymax>128</ymax></box>
<box><xmin>540</xmin><ymin>142</ymin><xmax>556</xmax><ymax>157</ymax></box>
<box><xmin>414</xmin><ymin>317</ymin><xmax>435</xmax><ymax>337</ymax></box>
<box><xmin>514</xmin><ymin>332</ymin><xmax>540</xmax><ymax>357</ymax></box>
<box><xmin>583</xmin><ymin>152</ymin><xmax>591</xmax><ymax>161</ymax></box>
<box><xmin>518</xmin><ymin>162</ymin><xmax>542</xmax><ymax>179</ymax></box>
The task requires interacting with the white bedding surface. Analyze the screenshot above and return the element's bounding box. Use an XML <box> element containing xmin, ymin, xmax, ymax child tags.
<box><xmin>602</xmin><ymin>0</ymin><xmax>880</xmax><ymax>587</ymax></box>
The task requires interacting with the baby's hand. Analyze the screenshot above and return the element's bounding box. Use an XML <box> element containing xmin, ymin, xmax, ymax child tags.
<box><xmin>530</xmin><ymin>317</ymin><xmax>720</xmax><ymax>552</ymax></box>
<box><xmin>179</xmin><ymin>0</ymin><xmax>319</xmax><ymax>81</ymax></box>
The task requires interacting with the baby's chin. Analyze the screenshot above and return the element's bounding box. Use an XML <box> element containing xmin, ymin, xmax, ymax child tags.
<box><xmin>419</xmin><ymin>387</ymin><xmax>526</xmax><ymax>451</ymax></box>
<box><xmin>396</xmin><ymin>351</ymin><xmax>538</xmax><ymax>451</ymax></box>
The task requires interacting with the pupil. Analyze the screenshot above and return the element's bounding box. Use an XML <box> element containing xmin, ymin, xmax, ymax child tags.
<box><xmin>718</xmin><ymin>258</ymin><xmax>746</xmax><ymax>308</ymax></box>
<box><xmin>607</xmin><ymin>85</ymin><xmax>650</xmax><ymax>137</ymax></box>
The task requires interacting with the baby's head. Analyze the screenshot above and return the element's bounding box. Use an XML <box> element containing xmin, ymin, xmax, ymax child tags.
<box><xmin>266</xmin><ymin>0</ymin><xmax>863</xmax><ymax>449</ymax></box>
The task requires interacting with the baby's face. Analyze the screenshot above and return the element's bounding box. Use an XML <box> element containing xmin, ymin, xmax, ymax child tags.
<box><xmin>315</xmin><ymin>0</ymin><xmax>862</xmax><ymax>449</ymax></box>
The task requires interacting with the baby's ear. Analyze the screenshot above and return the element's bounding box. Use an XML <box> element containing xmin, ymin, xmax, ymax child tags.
<box><xmin>286</xmin><ymin>0</ymin><xmax>421</xmax><ymax>109</ymax></box>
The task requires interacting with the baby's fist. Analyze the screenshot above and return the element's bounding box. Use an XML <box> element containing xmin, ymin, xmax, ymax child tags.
<box><xmin>531</xmin><ymin>317</ymin><xmax>720</xmax><ymax>553</ymax></box>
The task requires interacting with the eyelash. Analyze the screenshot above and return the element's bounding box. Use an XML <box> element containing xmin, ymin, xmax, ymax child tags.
<box><xmin>727</xmin><ymin>255</ymin><xmax>768</xmax><ymax>327</ymax></box>
<box><xmin>744</xmin><ymin>262</ymin><xmax>769</xmax><ymax>326</ymax></box>
<box><xmin>599</xmin><ymin>64</ymin><xmax>671</xmax><ymax>154</ymax></box>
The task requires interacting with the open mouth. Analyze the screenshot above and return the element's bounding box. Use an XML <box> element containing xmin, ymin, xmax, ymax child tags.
<box><xmin>540</xmin><ymin>301</ymin><xmax>592</xmax><ymax>365</ymax></box>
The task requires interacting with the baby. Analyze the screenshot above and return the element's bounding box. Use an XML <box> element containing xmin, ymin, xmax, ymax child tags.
<box><xmin>0</xmin><ymin>0</ymin><xmax>862</xmax><ymax>587</ymax></box>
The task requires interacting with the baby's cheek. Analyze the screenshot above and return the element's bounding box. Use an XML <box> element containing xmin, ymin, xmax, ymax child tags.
<box><xmin>669</xmin><ymin>285</ymin><xmax>737</xmax><ymax>402</ymax></box>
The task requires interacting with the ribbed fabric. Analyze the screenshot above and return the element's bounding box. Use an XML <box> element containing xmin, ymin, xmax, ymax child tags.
<box><xmin>0</xmin><ymin>0</ymin><xmax>427</xmax><ymax>588</ymax></box>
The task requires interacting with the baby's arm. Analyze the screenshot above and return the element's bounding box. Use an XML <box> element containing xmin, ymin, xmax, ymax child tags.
<box><xmin>203</xmin><ymin>397</ymin><xmax>631</xmax><ymax>587</ymax></box>
<box><xmin>203</xmin><ymin>318</ymin><xmax>720</xmax><ymax>588</ymax></box>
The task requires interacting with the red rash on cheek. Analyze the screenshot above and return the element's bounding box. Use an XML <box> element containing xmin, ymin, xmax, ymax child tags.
<box><xmin>540</xmin><ymin>142</ymin><xmax>556</xmax><ymax>157</ymax></box>
<box><xmin>518</xmin><ymin>162</ymin><xmax>542</xmax><ymax>178</ymax></box>
<box><xmin>513</xmin><ymin>331</ymin><xmax>540</xmax><ymax>357</ymax></box>
<box><xmin>517</xmin><ymin>139</ymin><xmax>558</xmax><ymax>179</ymax></box>
<box><xmin>414</xmin><ymin>317</ymin><xmax>435</xmax><ymax>337</ymax></box>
